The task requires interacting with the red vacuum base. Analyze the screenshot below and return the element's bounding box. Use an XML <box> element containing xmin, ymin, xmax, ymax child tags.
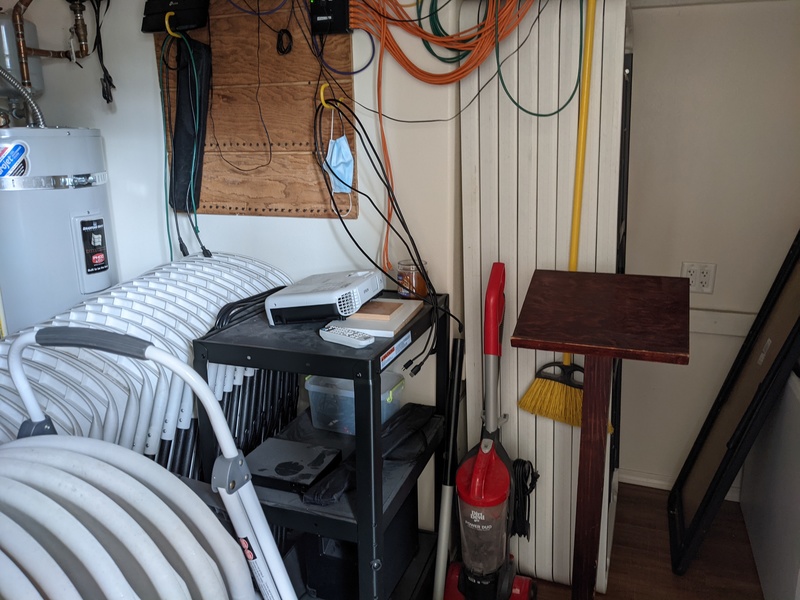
<box><xmin>443</xmin><ymin>562</ymin><xmax>537</xmax><ymax>600</ymax></box>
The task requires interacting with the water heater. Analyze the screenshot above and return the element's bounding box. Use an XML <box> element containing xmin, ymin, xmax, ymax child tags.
<box><xmin>0</xmin><ymin>127</ymin><xmax>118</xmax><ymax>337</ymax></box>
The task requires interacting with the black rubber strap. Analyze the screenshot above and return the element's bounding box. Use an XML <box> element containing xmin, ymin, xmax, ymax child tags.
<box><xmin>35</xmin><ymin>327</ymin><xmax>151</xmax><ymax>360</ymax></box>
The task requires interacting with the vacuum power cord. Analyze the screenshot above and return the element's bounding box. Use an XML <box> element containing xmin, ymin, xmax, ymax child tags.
<box><xmin>511</xmin><ymin>458</ymin><xmax>539</xmax><ymax>540</ymax></box>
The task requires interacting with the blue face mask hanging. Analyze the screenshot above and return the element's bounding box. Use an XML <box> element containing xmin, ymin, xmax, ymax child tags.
<box><xmin>324</xmin><ymin>135</ymin><xmax>354</xmax><ymax>194</ymax></box>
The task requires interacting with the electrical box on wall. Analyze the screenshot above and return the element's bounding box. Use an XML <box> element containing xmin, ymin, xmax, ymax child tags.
<box><xmin>310</xmin><ymin>0</ymin><xmax>350</xmax><ymax>35</ymax></box>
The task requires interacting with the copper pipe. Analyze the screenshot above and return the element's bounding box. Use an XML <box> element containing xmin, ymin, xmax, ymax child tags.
<box><xmin>11</xmin><ymin>0</ymin><xmax>90</xmax><ymax>89</ymax></box>
<box><xmin>12</xmin><ymin>0</ymin><xmax>34</xmax><ymax>88</ymax></box>
<box><xmin>27</xmin><ymin>48</ymin><xmax>70</xmax><ymax>59</ymax></box>
<box><xmin>68</xmin><ymin>1</ymin><xmax>90</xmax><ymax>59</ymax></box>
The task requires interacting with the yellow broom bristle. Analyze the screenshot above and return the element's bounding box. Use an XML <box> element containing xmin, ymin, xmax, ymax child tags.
<box><xmin>518</xmin><ymin>380</ymin><xmax>614</xmax><ymax>433</ymax></box>
<box><xmin>518</xmin><ymin>379</ymin><xmax>583</xmax><ymax>427</ymax></box>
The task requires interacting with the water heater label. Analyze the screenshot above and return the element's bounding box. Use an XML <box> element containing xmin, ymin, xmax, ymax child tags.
<box><xmin>80</xmin><ymin>219</ymin><xmax>110</xmax><ymax>274</ymax></box>
<box><xmin>0</xmin><ymin>141</ymin><xmax>29</xmax><ymax>177</ymax></box>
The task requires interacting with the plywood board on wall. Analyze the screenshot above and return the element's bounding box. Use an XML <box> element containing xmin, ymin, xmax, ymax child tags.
<box><xmin>153</xmin><ymin>0</ymin><xmax>356</xmax><ymax>218</ymax></box>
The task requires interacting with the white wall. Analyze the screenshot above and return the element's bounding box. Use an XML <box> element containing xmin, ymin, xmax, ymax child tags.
<box><xmin>621</xmin><ymin>0</ymin><xmax>800</xmax><ymax>493</ymax></box>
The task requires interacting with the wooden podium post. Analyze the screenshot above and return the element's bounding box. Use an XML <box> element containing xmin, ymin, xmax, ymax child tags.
<box><xmin>511</xmin><ymin>270</ymin><xmax>689</xmax><ymax>599</ymax></box>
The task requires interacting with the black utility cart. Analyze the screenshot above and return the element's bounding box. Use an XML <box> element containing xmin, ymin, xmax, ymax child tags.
<box><xmin>192</xmin><ymin>293</ymin><xmax>450</xmax><ymax>600</ymax></box>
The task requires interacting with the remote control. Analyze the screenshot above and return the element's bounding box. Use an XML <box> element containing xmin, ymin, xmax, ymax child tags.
<box><xmin>319</xmin><ymin>325</ymin><xmax>375</xmax><ymax>348</ymax></box>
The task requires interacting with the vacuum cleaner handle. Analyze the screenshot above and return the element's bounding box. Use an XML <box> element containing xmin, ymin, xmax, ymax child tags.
<box><xmin>484</xmin><ymin>263</ymin><xmax>505</xmax><ymax>357</ymax></box>
<box><xmin>483</xmin><ymin>263</ymin><xmax>505</xmax><ymax>434</ymax></box>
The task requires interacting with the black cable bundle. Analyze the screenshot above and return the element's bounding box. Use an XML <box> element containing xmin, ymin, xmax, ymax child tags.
<box><xmin>86</xmin><ymin>0</ymin><xmax>115</xmax><ymax>103</ymax></box>
<box><xmin>511</xmin><ymin>458</ymin><xmax>539</xmax><ymax>540</ymax></box>
<box><xmin>310</xmin><ymin>98</ymin><xmax>465</xmax><ymax>380</ymax></box>
<box><xmin>170</xmin><ymin>33</ymin><xmax>211</xmax><ymax>213</ymax></box>
<box><xmin>212</xmin><ymin>286</ymin><xmax>285</xmax><ymax>331</ymax></box>
<box><xmin>206</xmin><ymin>287</ymin><xmax>299</xmax><ymax>464</ymax></box>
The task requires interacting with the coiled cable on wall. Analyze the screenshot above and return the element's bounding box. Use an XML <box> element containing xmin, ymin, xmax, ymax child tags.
<box><xmin>511</xmin><ymin>458</ymin><xmax>539</xmax><ymax>540</ymax></box>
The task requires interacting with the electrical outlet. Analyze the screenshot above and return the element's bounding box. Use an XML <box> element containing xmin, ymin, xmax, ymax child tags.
<box><xmin>681</xmin><ymin>262</ymin><xmax>716</xmax><ymax>294</ymax></box>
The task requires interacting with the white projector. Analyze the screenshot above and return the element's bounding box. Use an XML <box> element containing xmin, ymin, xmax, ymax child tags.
<box><xmin>265</xmin><ymin>270</ymin><xmax>385</xmax><ymax>326</ymax></box>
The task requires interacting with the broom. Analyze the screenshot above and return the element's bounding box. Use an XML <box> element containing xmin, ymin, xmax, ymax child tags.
<box><xmin>517</xmin><ymin>0</ymin><xmax>597</xmax><ymax>428</ymax></box>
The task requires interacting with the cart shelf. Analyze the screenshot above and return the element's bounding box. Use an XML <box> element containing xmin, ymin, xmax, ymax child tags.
<box><xmin>253</xmin><ymin>408</ymin><xmax>444</xmax><ymax>542</ymax></box>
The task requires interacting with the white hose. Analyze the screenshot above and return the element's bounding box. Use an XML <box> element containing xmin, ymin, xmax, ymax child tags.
<box><xmin>7</xmin><ymin>331</ymin><xmax>45</xmax><ymax>422</ymax></box>
<box><xmin>148</xmin><ymin>347</ymin><xmax>296</xmax><ymax>599</ymax></box>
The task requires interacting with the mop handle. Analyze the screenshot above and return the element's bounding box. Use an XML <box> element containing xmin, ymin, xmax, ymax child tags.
<box><xmin>565</xmin><ymin>0</ymin><xmax>598</xmax><ymax>368</ymax></box>
<box><xmin>432</xmin><ymin>337</ymin><xmax>465</xmax><ymax>600</ymax></box>
<box><xmin>568</xmin><ymin>0</ymin><xmax>598</xmax><ymax>273</ymax></box>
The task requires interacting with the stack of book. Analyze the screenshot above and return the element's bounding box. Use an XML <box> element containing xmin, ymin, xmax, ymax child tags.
<box><xmin>328</xmin><ymin>298</ymin><xmax>424</xmax><ymax>338</ymax></box>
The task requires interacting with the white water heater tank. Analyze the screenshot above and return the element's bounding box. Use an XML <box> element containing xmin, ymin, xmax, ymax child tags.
<box><xmin>0</xmin><ymin>127</ymin><xmax>118</xmax><ymax>337</ymax></box>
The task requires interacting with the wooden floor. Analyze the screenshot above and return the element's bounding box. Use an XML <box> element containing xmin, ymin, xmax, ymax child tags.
<box><xmin>534</xmin><ymin>483</ymin><xmax>763</xmax><ymax>600</ymax></box>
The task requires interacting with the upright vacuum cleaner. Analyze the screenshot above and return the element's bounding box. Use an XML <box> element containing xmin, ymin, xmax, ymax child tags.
<box><xmin>444</xmin><ymin>263</ymin><xmax>536</xmax><ymax>600</ymax></box>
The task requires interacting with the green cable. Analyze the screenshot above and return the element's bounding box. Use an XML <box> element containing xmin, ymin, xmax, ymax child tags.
<box><xmin>158</xmin><ymin>34</ymin><xmax>204</xmax><ymax>257</ymax></box>
<box><xmin>158</xmin><ymin>36</ymin><xmax>174</xmax><ymax>261</ymax></box>
<box><xmin>494</xmin><ymin>0</ymin><xmax>583</xmax><ymax>117</ymax></box>
<box><xmin>418</xmin><ymin>0</ymin><xmax>474</xmax><ymax>64</ymax></box>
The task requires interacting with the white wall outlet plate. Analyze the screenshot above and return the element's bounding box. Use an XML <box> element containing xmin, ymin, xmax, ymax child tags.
<box><xmin>681</xmin><ymin>262</ymin><xmax>717</xmax><ymax>294</ymax></box>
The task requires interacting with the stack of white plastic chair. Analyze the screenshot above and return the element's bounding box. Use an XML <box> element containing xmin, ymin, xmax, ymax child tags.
<box><xmin>0</xmin><ymin>253</ymin><xmax>292</xmax><ymax>477</ymax></box>
<box><xmin>0</xmin><ymin>326</ymin><xmax>298</xmax><ymax>599</ymax></box>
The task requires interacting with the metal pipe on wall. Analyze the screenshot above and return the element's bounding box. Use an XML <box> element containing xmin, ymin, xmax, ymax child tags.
<box><xmin>11</xmin><ymin>0</ymin><xmax>89</xmax><ymax>89</ymax></box>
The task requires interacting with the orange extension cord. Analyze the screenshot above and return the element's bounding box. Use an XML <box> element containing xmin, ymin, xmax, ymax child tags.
<box><xmin>351</xmin><ymin>0</ymin><xmax>536</xmax><ymax>85</ymax></box>
<box><xmin>346</xmin><ymin>0</ymin><xmax>537</xmax><ymax>270</ymax></box>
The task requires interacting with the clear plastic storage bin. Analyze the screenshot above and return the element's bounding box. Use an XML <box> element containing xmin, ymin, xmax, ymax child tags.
<box><xmin>305</xmin><ymin>372</ymin><xmax>405</xmax><ymax>435</ymax></box>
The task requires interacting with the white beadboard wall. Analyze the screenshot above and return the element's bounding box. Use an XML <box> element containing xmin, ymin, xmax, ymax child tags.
<box><xmin>460</xmin><ymin>0</ymin><xmax>627</xmax><ymax>589</ymax></box>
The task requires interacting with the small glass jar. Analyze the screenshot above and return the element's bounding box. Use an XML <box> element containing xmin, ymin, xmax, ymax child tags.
<box><xmin>397</xmin><ymin>259</ymin><xmax>428</xmax><ymax>298</ymax></box>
